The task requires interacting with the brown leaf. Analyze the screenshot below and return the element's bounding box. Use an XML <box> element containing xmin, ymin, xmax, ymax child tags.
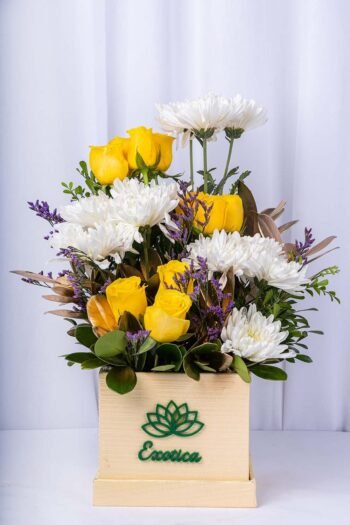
<box><xmin>279</xmin><ymin>220</ymin><xmax>299</xmax><ymax>233</ymax></box>
<box><xmin>11</xmin><ymin>270</ymin><xmax>56</xmax><ymax>284</ymax></box>
<box><xmin>261</xmin><ymin>201</ymin><xmax>287</xmax><ymax>220</ymax></box>
<box><xmin>283</xmin><ymin>242</ymin><xmax>297</xmax><ymax>258</ymax></box>
<box><xmin>119</xmin><ymin>264</ymin><xmax>143</xmax><ymax>279</ymax></box>
<box><xmin>52</xmin><ymin>285</ymin><xmax>74</xmax><ymax>297</ymax></box>
<box><xmin>42</xmin><ymin>294</ymin><xmax>74</xmax><ymax>304</ymax></box>
<box><xmin>306</xmin><ymin>236</ymin><xmax>337</xmax><ymax>256</ymax></box>
<box><xmin>237</xmin><ymin>181</ymin><xmax>259</xmax><ymax>235</ymax></box>
<box><xmin>219</xmin><ymin>353</ymin><xmax>233</xmax><ymax>371</ymax></box>
<box><xmin>46</xmin><ymin>309</ymin><xmax>85</xmax><ymax>318</ymax></box>
<box><xmin>306</xmin><ymin>247</ymin><xmax>339</xmax><ymax>264</ymax></box>
<box><xmin>257</xmin><ymin>214</ymin><xmax>283</xmax><ymax>243</ymax></box>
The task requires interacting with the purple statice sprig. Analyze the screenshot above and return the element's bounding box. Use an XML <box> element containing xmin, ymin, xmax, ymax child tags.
<box><xmin>295</xmin><ymin>227</ymin><xmax>315</xmax><ymax>266</ymax></box>
<box><xmin>28</xmin><ymin>200</ymin><xmax>64</xmax><ymax>240</ymax></box>
<box><xmin>126</xmin><ymin>330</ymin><xmax>151</xmax><ymax>345</ymax></box>
<box><xmin>28</xmin><ymin>200</ymin><xmax>64</xmax><ymax>225</ymax></box>
<box><xmin>167</xmin><ymin>181</ymin><xmax>213</xmax><ymax>256</ymax></box>
<box><xmin>168</xmin><ymin>256</ymin><xmax>234</xmax><ymax>341</ymax></box>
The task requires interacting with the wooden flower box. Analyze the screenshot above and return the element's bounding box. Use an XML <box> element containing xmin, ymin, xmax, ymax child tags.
<box><xmin>93</xmin><ymin>372</ymin><xmax>256</xmax><ymax>507</ymax></box>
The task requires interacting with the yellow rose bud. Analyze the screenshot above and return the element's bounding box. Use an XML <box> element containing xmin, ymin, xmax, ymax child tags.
<box><xmin>152</xmin><ymin>133</ymin><xmax>174</xmax><ymax>172</ymax></box>
<box><xmin>89</xmin><ymin>143</ymin><xmax>129</xmax><ymax>185</ymax></box>
<box><xmin>106</xmin><ymin>276</ymin><xmax>147</xmax><ymax>325</ymax></box>
<box><xmin>144</xmin><ymin>289</ymin><xmax>192</xmax><ymax>343</ymax></box>
<box><xmin>195</xmin><ymin>192</ymin><xmax>244</xmax><ymax>234</ymax></box>
<box><xmin>108</xmin><ymin>137</ymin><xmax>130</xmax><ymax>159</ymax></box>
<box><xmin>157</xmin><ymin>260</ymin><xmax>193</xmax><ymax>294</ymax></box>
<box><xmin>127</xmin><ymin>126</ymin><xmax>158</xmax><ymax>169</ymax></box>
<box><xmin>87</xmin><ymin>295</ymin><xmax>117</xmax><ymax>337</ymax></box>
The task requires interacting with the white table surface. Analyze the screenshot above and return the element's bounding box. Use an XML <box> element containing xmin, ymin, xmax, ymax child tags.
<box><xmin>1</xmin><ymin>429</ymin><xmax>349</xmax><ymax>524</ymax></box>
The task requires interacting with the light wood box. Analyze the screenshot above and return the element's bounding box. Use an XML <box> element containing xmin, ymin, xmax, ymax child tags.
<box><xmin>93</xmin><ymin>372</ymin><xmax>257</xmax><ymax>507</ymax></box>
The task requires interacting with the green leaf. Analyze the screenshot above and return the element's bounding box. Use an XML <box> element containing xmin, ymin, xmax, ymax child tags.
<box><xmin>251</xmin><ymin>365</ymin><xmax>287</xmax><ymax>381</ymax></box>
<box><xmin>75</xmin><ymin>324</ymin><xmax>97</xmax><ymax>348</ymax></box>
<box><xmin>231</xmin><ymin>355</ymin><xmax>251</xmax><ymax>383</ymax></box>
<box><xmin>183</xmin><ymin>358</ymin><xmax>200</xmax><ymax>381</ymax></box>
<box><xmin>63</xmin><ymin>352</ymin><xmax>94</xmax><ymax>364</ymax></box>
<box><xmin>138</xmin><ymin>336</ymin><xmax>157</xmax><ymax>354</ymax></box>
<box><xmin>95</xmin><ymin>330</ymin><xmax>127</xmax><ymax>359</ymax></box>
<box><xmin>106</xmin><ymin>367</ymin><xmax>137</xmax><ymax>395</ymax></box>
<box><xmin>295</xmin><ymin>354</ymin><xmax>313</xmax><ymax>363</ymax></box>
<box><xmin>81</xmin><ymin>357</ymin><xmax>104</xmax><ymax>369</ymax></box>
<box><xmin>154</xmin><ymin>343</ymin><xmax>183</xmax><ymax>372</ymax></box>
<box><xmin>151</xmin><ymin>364</ymin><xmax>176</xmax><ymax>372</ymax></box>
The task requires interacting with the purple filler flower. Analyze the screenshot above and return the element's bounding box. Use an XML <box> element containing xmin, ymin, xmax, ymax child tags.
<box><xmin>295</xmin><ymin>227</ymin><xmax>315</xmax><ymax>265</ymax></box>
<box><xmin>28</xmin><ymin>200</ymin><xmax>64</xmax><ymax>225</ymax></box>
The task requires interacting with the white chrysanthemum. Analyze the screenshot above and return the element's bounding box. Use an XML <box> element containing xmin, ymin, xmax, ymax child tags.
<box><xmin>184</xmin><ymin>230</ymin><xmax>258</xmax><ymax>285</ymax></box>
<box><xmin>51</xmin><ymin>222</ymin><xmax>141</xmax><ymax>263</ymax></box>
<box><xmin>185</xmin><ymin>231</ymin><xmax>308</xmax><ymax>292</ymax></box>
<box><xmin>156</xmin><ymin>94</ymin><xmax>232</xmax><ymax>142</ymax></box>
<box><xmin>221</xmin><ymin>305</ymin><xmax>294</xmax><ymax>362</ymax></box>
<box><xmin>60</xmin><ymin>193</ymin><xmax>111</xmax><ymax>227</ymax></box>
<box><xmin>156</xmin><ymin>94</ymin><xmax>267</xmax><ymax>142</ymax></box>
<box><xmin>244</xmin><ymin>235</ymin><xmax>309</xmax><ymax>292</ymax></box>
<box><xmin>226</xmin><ymin>94</ymin><xmax>267</xmax><ymax>131</ymax></box>
<box><xmin>110</xmin><ymin>178</ymin><xmax>179</xmax><ymax>229</ymax></box>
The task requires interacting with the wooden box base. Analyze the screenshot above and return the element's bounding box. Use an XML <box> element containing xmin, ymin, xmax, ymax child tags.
<box><xmin>93</xmin><ymin>463</ymin><xmax>257</xmax><ymax>508</ymax></box>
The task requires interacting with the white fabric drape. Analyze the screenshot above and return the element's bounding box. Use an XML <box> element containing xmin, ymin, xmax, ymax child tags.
<box><xmin>1</xmin><ymin>0</ymin><xmax>349</xmax><ymax>430</ymax></box>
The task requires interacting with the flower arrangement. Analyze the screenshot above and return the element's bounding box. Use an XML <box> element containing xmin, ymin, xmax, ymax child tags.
<box><xmin>15</xmin><ymin>94</ymin><xmax>340</xmax><ymax>395</ymax></box>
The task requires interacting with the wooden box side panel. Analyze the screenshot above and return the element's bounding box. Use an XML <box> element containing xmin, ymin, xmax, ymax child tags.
<box><xmin>97</xmin><ymin>372</ymin><xmax>250</xmax><ymax>482</ymax></box>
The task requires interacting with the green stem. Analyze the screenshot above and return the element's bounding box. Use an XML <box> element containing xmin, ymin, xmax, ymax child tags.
<box><xmin>143</xmin><ymin>227</ymin><xmax>150</xmax><ymax>280</ymax></box>
<box><xmin>142</xmin><ymin>168</ymin><xmax>149</xmax><ymax>185</ymax></box>
<box><xmin>189</xmin><ymin>138</ymin><xmax>194</xmax><ymax>188</ymax></box>
<box><xmin>203</xmin><ymin>138</ymin><xmax>208</xmax><ymax>193</ymax></box>
<box><xmin>221</xmin><ymin>137</ymin><xmax>234</xmax><ymax>194</ymax></box>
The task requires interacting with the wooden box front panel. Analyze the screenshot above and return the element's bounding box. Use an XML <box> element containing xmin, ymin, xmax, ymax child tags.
<box><xmin>97</xmin><ymin>372</ymin><xmax>250</xmax><ymax>482</ymax></box>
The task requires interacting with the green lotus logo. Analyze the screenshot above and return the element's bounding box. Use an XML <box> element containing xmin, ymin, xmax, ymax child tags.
<box><xmin>142</xmin><ymin>400</ymin><xmax>204</xmax><ymax>438</ymax></box>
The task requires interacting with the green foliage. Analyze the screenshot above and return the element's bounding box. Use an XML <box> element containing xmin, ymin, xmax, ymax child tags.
<box><xmin>106</xmin><ymin>366</ymin><xmax>137</xmax><ymax>395</ymax></box>
<box><xmin>95</xmin><ymin>330</ymin><xmax>127</xmax><ymax>359</ymax></box>
<box><xmin>231</xmin><ymin>355</ymin><xmax>251</xmax><ymax>383</ymax></box>
<box><xmin>250</xmin><ymin>365</ymin><xmax>288</xmax><ymax>381</ymax></box>
<box><xmin>152</xmin><ymin>344</ymin><xmax>183</xmax><ymax>372</ymax></box>
<box><xmin>306</xmin><ymin>266</ymin><xmax>340</xmax><ymax>303</ymax></box>
<box><xmin>61</xmin><ymin>161</ymin><xmax>103</xmax><ymax>200</ymax></box>
<box><xmin>75</xmin><ymin>324</ymin><xmax>97</xmax><ymax>348</ymax></box>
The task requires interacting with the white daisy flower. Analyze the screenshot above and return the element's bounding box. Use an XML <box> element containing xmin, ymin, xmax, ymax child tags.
<box><xmin>51</xmin><ymin>222</ymin><xmax>140</xmax><ymax>263</ymax></box>
<box><xmin>110</xmin><ymin>178</ymin><xmax>179</xmax><ymax>229</ymax></box>
<box><xmin>221</xmin><ymin>304</ymin><xmax>294</xmax><ymax>362</ymax></box>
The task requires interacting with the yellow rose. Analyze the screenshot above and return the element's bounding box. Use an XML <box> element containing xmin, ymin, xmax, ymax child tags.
<box><xmin>144</xmin><ymin>289</ymin><xmax>192</xmax><ymax>343</ymax></box>
<box><xmin>127</xmin><ymin>126</ymin><xmax>158</xmax><ymax>169</ymax></box>
<box><xmin>89</xmin><ymin>142</ymin><xmax>129</xmax><ymax>185</ymax></box>
<box><xmin>195</xmin><ymin>192</ymin><xmax>244</xmax><ymax>234</ymax></box>
<box><xmin>157</xmin><ymin>260</ymin><xmax>193</xmax><ymax>294</ymax></box>
<box><xmin>152</xmin><ymin>133</ymin><xmax>174</xmax><ymax>172</ymax></box>
<box><xmin>108</xmin><ymin>137</ymin><xmax>130</xmax><ymax>159</ymax></box>
<box><xmin>87</xmin><ymin>295</ymin><xmax>117</xmax><ymax>337</ymax></box>
<box><xmin>106</xmin><ymin>276</ymin><xmax>147</xmax><ymax>324</ymax></box>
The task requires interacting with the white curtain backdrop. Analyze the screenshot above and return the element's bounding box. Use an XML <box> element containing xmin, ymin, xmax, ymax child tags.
<box><xmin>1</xmin><ymin>0</ymin><xmax>349</xmax><ymax>431</ymax></box>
